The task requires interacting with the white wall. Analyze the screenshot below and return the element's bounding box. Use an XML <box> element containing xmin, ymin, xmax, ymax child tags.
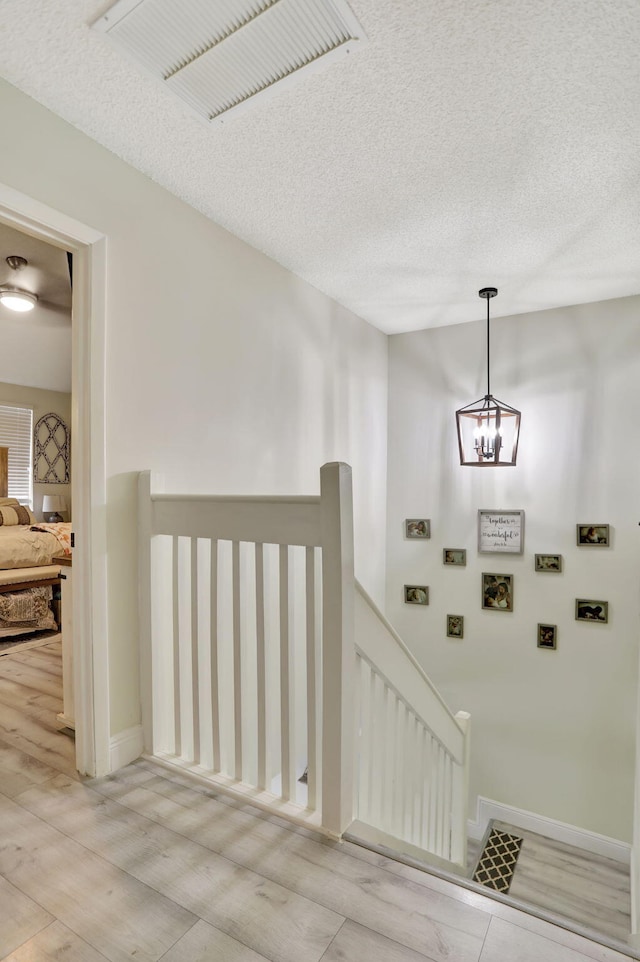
<box><xmin>386</xmin><ymin>295</ymin><xmax>640</xmax><ymax>843</ymax></box>
<box><xmin>0</xmin><ymin>79</ymin><xmax>388</xmax><ymax>739</ymax></box>
<box><xmin>0</xmin><ymin>305</ymin><xmax>71</xmax><ymax>395</ymax></box>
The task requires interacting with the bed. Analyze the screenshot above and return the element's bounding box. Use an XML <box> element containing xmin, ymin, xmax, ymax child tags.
<box><xmin>0</xmin><ymin>498</ymin><xmax>72</xmax><ymax>639</ymax></box>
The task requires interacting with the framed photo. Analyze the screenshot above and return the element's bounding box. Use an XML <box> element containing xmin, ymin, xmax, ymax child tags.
<box><xmin>405</xmin><ymin>519</ymin><xmax>430</xmax><ymax>539</ymax></box>
<box><xmin>443</xmin><ymin>548</ymin><xmax>466</xmax><ymax>566</ymax></box>
<box><xmin>404</xmin><ymin>584</ymin><xmax>429</xmax><ymax>605</ymax></box>
<box><xmin>478</xmin><ymin>510</ymin><xmax>524</xmax><ymax>554</ymax></box>
<box><xmin>482</xmin><ymin>573</ymin><xmax>513</xmax><ymax>612</ymax></box>
<box><xmin>575</xmin><ymin>599</ymin><xmax>608</xmax><ymax>623</ymax></box>
<box><xmin>576</xmin><ymin>525</ymin><xmax>609</xmax><ymax>546</ymax></box>
<box><xmin>447</xmin><ymin>614</ymin><xmax>464</xmax><ymax>638</ymax></box>
<box><xmin>534</xmin><ymin>553</ymin><xmax>562</xmax><ymax>572</ymax></box>
<box><xmin>537</xmin><ymin>623</ymin><xmax>557</xmax><ymax>649</ymax></box>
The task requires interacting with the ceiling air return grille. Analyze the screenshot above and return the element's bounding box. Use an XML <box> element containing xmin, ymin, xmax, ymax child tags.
<box><xmin>93</xmin><ymin>0</ymin><xmax>366</xmax><ymax>124</ymax></box>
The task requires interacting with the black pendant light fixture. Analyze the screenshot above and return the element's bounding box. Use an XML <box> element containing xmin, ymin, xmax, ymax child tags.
<box><xmin>455</xmin><ymin>287</ymin><xmax>521</xmax><ymax>466</ymax></box>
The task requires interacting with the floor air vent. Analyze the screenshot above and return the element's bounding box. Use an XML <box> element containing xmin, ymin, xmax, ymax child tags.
<box><xmin>93</xmin><ymin>0</ymin><xmax>366</xmax><ymax>125</ymax></box>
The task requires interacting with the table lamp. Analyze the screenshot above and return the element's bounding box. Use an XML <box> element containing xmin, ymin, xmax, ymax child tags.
<box><xmin>42</xmin><ymin>495</ymin><xmax>66</xmax><ymax>522</ymax></box>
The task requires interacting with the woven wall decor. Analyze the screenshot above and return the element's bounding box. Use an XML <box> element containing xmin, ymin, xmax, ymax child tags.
<box><xmin>34</xmin><ymin>412</ymin><xmax>70</xmax><ymax>484</ymax></box>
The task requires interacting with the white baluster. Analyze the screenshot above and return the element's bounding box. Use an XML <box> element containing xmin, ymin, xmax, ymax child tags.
<box><xmin>393</xmin><ymin>697</ymin><xmax>405</xmax><ymax>838</ymax></box>
<box><xmin>353</xmin><ymin>652</ymin><xmax>363</xmax><ymax>820</ymax></box>
<box><xmin>410</xmin><ymin>714</ymin><xmax>420</xmax><ymax>846</ymax></box>
<box><xmin>190</xmin><ymin>538</ymin><xmax>200</xmax><ymax>764</ymax></box>
<box><xmin>427</xmin><ymin>734</ymin><xmax>438</xmax><ymax>852</ymax></box>
<box><xmin>443</xmin><ymin>752</ymin><xmax>452</xmax><ymax>860</ymax></box>
<box><xmin>436</xmin><ymin>744</ymin><xmax>446</xmax><ymax>858</ymax></box>
<box><xmin>371</xmin><ymin>663</ymin><xmax>381</xmax><ymax>826</ymax></box>
<box><xmin>172</xmin><ymin>535</ymin><xmax>181</xmax><ymax>758</ymax></box>
<box><xmin>382</xmin><ymin>682</ymin><xmax>394</xmax><ymax>833</ymax></box>
<box><xmin>232</xmin><ymin>540</ymin><xmax>242</xmax><ymax>781</ymax></box>
<box><xmin>255</xmin><ymin>542</ymin><xmax>267</xmax><ymax>790</ymax></box>
<box><xmin>210</xmin><ymin>539</ymin><xmax>221</xmax><ymax>773</ymax></box>
<box><xmin>305</xmin><ymin>545</ymin><xmax>317</xmax><ymax>811</ymax></box>
<box><xmin>355</xmin><ymin>655</ymin><xmax>369</xmax><ymax>822</ymax></box>
<box><xmin>450</xmin><ymin>711</ymin><xmax>471</xmax><ymax>868</ymax></box>
<box><xmin>279</xmin><ymin>544</ymin><xmax>291</xmax><ymax>800</ymax></box>
<box><xmin>418</xmin><ymin>724</ymin><xmax>428</xmax><ymax>850</ymax></box>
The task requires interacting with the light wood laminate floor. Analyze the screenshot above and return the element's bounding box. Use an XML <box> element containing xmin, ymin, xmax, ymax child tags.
<box><xmin>0</xmin><ymin>639</ymin><xmax>636</xmax><ymax>962</ymax></box>
<box><xmin>491</xmin><ymin>820</ymin><xmax>631</xmax><ymax>942</ymax></box>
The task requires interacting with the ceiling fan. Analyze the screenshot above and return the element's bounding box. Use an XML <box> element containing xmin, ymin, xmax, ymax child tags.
<box><xmin>0</xmin><ymin>254</ymin><xmax>71</xmax><ymax>317</ymax></box>
<box><xmin>0</xmin><ymin>255</ymin><xmax>37</xmax><ymax>312</ymax></box>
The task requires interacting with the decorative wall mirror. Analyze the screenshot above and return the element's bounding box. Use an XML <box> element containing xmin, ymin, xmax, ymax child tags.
<box><xmin>34</xmin><ymin>412</ymin><xmax>70</xmax><ymax>483</ymax></box>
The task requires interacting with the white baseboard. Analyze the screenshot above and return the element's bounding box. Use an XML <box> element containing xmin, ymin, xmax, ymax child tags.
<box><xmin>468</xmin><ymin>795</ymin><xmax>631</xmax><ymax>865</ymax></box>
<box><xmin>109</xmin><ymin>724</ymin><xmax>144</xmax><ymax>772</ymax></box>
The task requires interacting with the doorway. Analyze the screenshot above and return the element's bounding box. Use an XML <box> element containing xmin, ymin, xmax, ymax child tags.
<box><xmin>0</xmin><ymin>182</ymin><xmax>108</xmax><ymax>776</ymax></box>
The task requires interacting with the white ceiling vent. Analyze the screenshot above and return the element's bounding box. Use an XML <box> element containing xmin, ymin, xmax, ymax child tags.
<box><xmin>93</xmin><ymin>0</ymin><xmax>366</xmax><ymax>125</ymax></box>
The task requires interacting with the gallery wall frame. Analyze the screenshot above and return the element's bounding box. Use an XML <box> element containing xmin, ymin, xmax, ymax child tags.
<box><xmin>575</xmin><ymin>599</ymin><xmax>608</xmax><ymax>623</ymax></box>
<box><xmin>576</xmin><ymin>524</ymin><xmax>609</xmax><ymax>546</ymax></box>
<box><xmin>534</xmin><ymin>553</ymin><xmax>562</xmax><ymax>572</ymax></box>
<box><xmin>404</xmin><ymin>584</ymin><xmax>429</xmax><ymax>605</ymax></box>
<box><xmin>482</xmin><ymin>572</ymin><xmax>513</xmax><ymax>611</ymax></box>
<box><xmin>443</xmin><ymin>548</ymin><xmax>466</xmax><ymax>566</ymax></box>
<box><xmin>478</xmin><ymin>509</ymin><xmax>524</xmax><ymax>554</ymax></box>
<box><xmin>405</xmin><ymin>518</ymin><xmax>430</xmax><ymax>538</ymax></box>
<box><xmin>537</xmin><ymin>623</ymin><xmax>557</xmax><ymax>649</ymax></box>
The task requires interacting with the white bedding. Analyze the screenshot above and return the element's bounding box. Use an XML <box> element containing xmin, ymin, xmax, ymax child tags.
<box><xmin>0</xmin><ymin>524</ymin><xmax>68</xmax><ymax>569</ymax></box>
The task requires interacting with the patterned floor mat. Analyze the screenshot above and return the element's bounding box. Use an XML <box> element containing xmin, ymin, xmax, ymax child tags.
<box><xmin>472</xmin><ymin>826</ymin><xmax>523</xmax><ymax>893</ymax></box>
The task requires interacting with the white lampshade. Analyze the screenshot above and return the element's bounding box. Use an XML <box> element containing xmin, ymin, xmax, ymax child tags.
<box><xmin>42</xmin><ymin>495</ymin><xmax>66</xmax><ymax>520</ymax></box>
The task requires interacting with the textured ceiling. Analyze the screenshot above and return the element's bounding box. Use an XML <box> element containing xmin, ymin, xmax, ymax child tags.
<box><xmin>0</xmin><ymin>0</ymin><xmax>638</xmax><ymax>333</ymax></box>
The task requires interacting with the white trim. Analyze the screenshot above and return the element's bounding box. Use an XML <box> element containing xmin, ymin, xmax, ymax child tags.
<box><xmin>468</xmin><ymin>795</ymin><xmax>631</xmax><ymax>865</ymax></box>
<box><xmin>0</xmin><ymin>185</ymin><xmax>103</xmax><ymax>246</ymax></box>
<box><xmin>633</xmin><ymin>844</ymin><xmax>640</xmax><ymax>940</ymax></box>
<box><xmin>347</xmin><ymin>818</ymin><xmax>464</xmax><ymax>872</ymax></box>
<box><xmin>0</xmin><ymin>182</ymin><xmax>108</xmax><ymax>777</ymax></box>
<box><xmin>144</xmin><ymin>752</ymin><xmax>335</xmax><ymax>838</ymax></box>
<box><xmin>110</xmin><ymin>725</ymin><xmax>145</xmax><ymax>771</ymax></box>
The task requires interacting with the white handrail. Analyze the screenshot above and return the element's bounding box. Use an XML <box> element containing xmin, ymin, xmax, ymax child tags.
<box><xmin>355</xmin><ymin>581</ymin><xmax>465</xmax><ymax>760</ymax></box>
<box><xmin>138</xmin><ymin>463</ymin><xmax>470</xmax><ymax>866</ymax></box>
<box><xmin>353</xmin><ymin>582</ymin><xmax>470</xmax><ymax>868</ymax></box>
<box><xmin>138</xmin><ymin>462</ymin><xmax>354</xmax><ymax>838</ymax></box>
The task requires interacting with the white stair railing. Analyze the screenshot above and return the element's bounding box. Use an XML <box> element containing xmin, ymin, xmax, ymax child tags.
<box><xmin>352</xmin><ymin>583</ymin><xmax>470</xmax><ymax>869</ymax></box>
<box><xmin>138</xmin><ymin>462</ymin><xmax>353</xmax><ymax>836</ymax></box>
<box><xmin>138</xmin><ymin>462</ymin><xmax>470</xmax><ymax>863</ymax></box>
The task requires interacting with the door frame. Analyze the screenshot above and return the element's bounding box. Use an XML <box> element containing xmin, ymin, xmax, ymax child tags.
<box><xmin>0</xmin><ymin>182</ymin><xmax>108</xmax><ymax>776</ymax></box>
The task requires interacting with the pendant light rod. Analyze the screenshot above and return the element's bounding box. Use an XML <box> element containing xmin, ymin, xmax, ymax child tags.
<box><xmin>479</xmin><ymin>287</ymin><xmax>497</xmax><ymax>398</ymax></box>
<box><xmin>486</xmin><ymin>294</ymin><xmax>490</xmax><ymax>397</ymax></box>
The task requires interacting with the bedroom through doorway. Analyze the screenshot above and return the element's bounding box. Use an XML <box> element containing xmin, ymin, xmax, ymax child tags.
<box><xmin>0</xmin><ymin>184</ymin><xmax>109</xmax><ymax>781</ymax></box>
<box><xmin>0</xmin><ymin>221</ymin><xmax>74</xmax><ymax>765</ymax></box>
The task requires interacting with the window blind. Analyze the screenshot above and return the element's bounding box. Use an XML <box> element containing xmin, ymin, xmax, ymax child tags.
<box><xmin>0</xmin><ymin>404</ymin><xmax>34</xmax><ymax>507</ymax></box>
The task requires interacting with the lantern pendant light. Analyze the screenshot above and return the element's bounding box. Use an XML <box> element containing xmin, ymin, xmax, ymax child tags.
<box><xmin>455</xmin><ymin>287</ymin><xmax>521</xmax><ymax>466</ymax></box>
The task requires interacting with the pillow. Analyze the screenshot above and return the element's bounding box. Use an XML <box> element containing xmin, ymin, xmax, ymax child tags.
<box><xmin>0</xmin><ymin>504</ymin><xmax>36</xmax><ymax>526</ymax></box>
<box><xmin>0</xmin><ymin>498</ymin><xmax>19</xmax><ymax>506</ymax></box>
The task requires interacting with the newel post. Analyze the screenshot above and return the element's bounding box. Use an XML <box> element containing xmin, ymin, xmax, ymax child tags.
<box><xmin>138</xmin><ymin>470</ymin><xmax>165</xmax><ymax>756</ymax></box>
<box><xmin>138</xmin><ymin>471</ymin><xmax>154</xmax><ymax>755</ymax></box>
<box><xmin>451</xmin><ymin>710</ymin><xmax>471</xmax><ymax>868</ymax></box>
<box><xmin>630</xmin><ymin>637</ymin><xmax>640</xmax><ymax>947</ymax></box>
<box><xmin>320</xmin><ymin>461</ymin><xmax>355</xmax><ymax>837</ymax></box>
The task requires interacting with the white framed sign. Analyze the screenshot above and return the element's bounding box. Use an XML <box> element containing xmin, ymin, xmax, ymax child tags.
<box><xmin>478</xmin><ymin>509</ymin><xmax>524</xmax><ymax>554</ymax></box>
